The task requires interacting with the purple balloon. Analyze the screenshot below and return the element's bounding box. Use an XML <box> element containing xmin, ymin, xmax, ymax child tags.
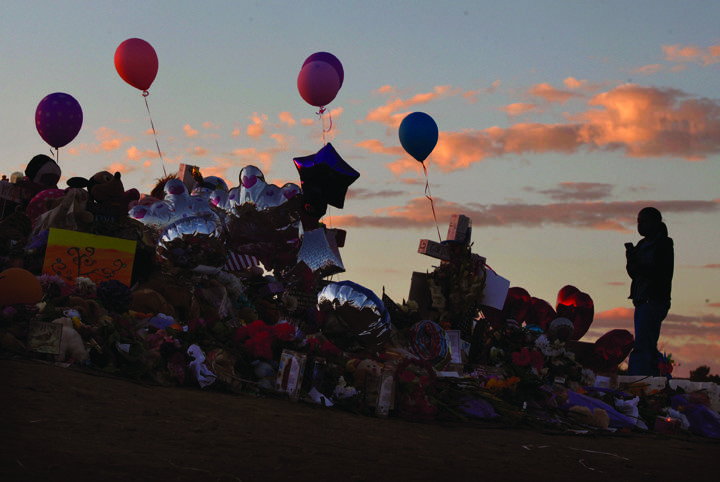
<box><xmin>35</xmin><ymin>92</ymin><xmax>83</xmax><ymax>149</ymax></box>
<box><xmin>302</xmin><ymin>51</ymin><xmax>344</xmax><ymax>88</ymax></box>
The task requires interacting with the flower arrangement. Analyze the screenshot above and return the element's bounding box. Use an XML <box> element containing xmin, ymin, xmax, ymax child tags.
<box><xmin>659</xmin><ymin>352</ymin><xmax>675</xmax><ymax>377</ymax></box>
<box><xmin>395</xmin><ymin>357</ymin><xmax>438</xmax><ymax>421</ymax></box>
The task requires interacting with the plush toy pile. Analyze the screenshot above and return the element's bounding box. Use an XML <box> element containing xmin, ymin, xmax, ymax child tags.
<box><xmin>1</xmin><ymin>148</ymin><xmax>719</xmax><ymax>439</ymax></box>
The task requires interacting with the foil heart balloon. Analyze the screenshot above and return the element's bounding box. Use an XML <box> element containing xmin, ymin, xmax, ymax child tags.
<box><xmin>129</xmin><ymin>179</ymin><xmax>226</xmax><ymax>272</ymax></box>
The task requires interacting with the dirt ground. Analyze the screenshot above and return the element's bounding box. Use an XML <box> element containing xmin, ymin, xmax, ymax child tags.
<box><xmin>1</xmin><ymin>356</ymin><xmax>717</xmax><ymax>482</ymax></box>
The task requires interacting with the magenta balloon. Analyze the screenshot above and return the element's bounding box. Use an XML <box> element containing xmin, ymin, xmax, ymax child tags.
<box><xmin>35</xmin><ymin>92</ymin><xmax>83</xmax><ymax>149</ymax></box>
<box><xmin>302</xmin><ymin>52</ymin><xmax>344</xmax><ymax>88</ymax></box>
<box><xmin>297</xmin><ymin>61</ymin><xmax>341</xmax><ymax>107</ymax></box>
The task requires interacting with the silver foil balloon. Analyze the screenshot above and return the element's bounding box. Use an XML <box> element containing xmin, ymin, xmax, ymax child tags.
<box><xmin>211</xmin><ymin>165</ymin><xmax>303</xmax><ymax>272</ymax></box>
<box><xmin>129</xmin><ymin>178</ymin><xmax>226</xmax><ymax>271</ymax></box>
<box><xmin>297</xmin><ymin>228</ymin><xmax>345</xmax><ymax>278</ymax></box>
<box><xmin>317</xmin><ymin>281</ymin><xmax>392</xmax><ymax>353</ymax></box>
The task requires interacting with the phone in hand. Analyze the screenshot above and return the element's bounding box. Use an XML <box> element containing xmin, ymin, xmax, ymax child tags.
<box><xmin>624</xmin><ymin>242</ymin><xmax>634</xmax><ymax>250</ymax></box>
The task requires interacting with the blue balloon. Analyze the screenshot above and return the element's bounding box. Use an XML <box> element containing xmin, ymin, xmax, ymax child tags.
<box><xmin>398</xmin><ymin>112</ymin><xmax>438</xmax><ymax>163</ymax></box>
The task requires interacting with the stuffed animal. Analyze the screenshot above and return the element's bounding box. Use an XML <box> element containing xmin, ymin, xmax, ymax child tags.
<box><xmin>67</xmin><ymin>171</ymin><xmax>140</xmax><ymax>219</ymax></box>
<box><xmin>130</xmin><ymin>288</ymin><xmax>176</xmax><ymax>318</ymax></box>
<box><xmin>31</xmin><ymin>188</ymin><xmax>94</xmax><ymax>235</ymax></box>
<box><xmin>347</xmin><ymin>358</ymin><xmax>382</xmax><ymax>389</ymax></box>
<box><xmin>20</xmin><ymin>154</ymin><xmax>61</xmax><ymax>202</ymax></box>
<box><xmin>64</xmin><ymin>296</ymin><xmax>105</xmax><ymax>326</ymax></box>
<box><xmin>51</xmin><ymin>317</ymin><xmax>90</xmax><ymax>363</ymax></box>
<box><xmin>135</xmin><ymin>271</ymin><xmax>199</xmax><ymax>322</ymax></box>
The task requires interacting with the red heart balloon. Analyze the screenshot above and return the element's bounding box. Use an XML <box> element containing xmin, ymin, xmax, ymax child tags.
<box><xmin>588</xmin><ymin>329</ymin><xmax>634</xmax><ymax>372</ymax></box>
<box><xmin>502</xmin><ymin>287</ymin><xmax>531</xmax><ymax>324</ymax></box>
<box><xmin>526</xmin><ymin>297</ymin><xmax>557</xmax><ymax>330</ymax></box>
<box><xmin>556</xmin><ymin>284</ymin><xmax>580</xmax><ymax>313</ymax></box>
<box><xmin>556</xmin><ymin>286</ymin><xmax>595</xmax><ymax>341</ymax></box>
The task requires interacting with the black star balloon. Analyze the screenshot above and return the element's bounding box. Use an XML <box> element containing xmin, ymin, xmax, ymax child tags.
<box><xmin>293</xmin><ymin>143</ymin><xmax>360</xmax><ymax>210</ymax></box>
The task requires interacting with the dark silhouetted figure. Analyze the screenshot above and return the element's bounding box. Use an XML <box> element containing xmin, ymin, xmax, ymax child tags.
<box><xmin>626</xmin><ymin>207</ymin><xmax>674</xmax><ymax>376</ymax></box>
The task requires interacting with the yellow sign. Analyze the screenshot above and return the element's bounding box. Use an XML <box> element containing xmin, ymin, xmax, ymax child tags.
<box><xmin>42</xmin><ymin>228</ymin><xmax>136</xmax><ymax>286</ymax></box>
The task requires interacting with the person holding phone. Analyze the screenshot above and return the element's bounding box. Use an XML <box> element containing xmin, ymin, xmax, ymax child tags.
<box><xmin>625</xmin><ymin>207</ymin><xmax>674</xmax><ymax>376</ymax></box>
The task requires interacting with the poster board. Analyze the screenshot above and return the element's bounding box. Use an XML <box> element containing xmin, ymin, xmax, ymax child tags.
<box><xmin>42</xmin><ymin>228</ymin><xmax>136</xmax><ymax>286</ymax></box>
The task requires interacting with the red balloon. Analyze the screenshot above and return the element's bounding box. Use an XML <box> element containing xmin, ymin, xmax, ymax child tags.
<box><xmin>302</xmin><ymin>52</ymin><xmax>344</xmax><ymax>87</ymax></box>
<box><xmin>502</xmin><ymin>287</ymin><xmax>531</xmax><ymax>323</ymax></box>
<box><xmin>557</xmin><ymin>287</ymin><xmax>595</xmax><ymax>341</ymax></box>
<box><xmin>114</xmin><ymin>38</ymin><xmax>159</xmax><ymax>92</ymax></box>
<box><xmin>525</xmin><ymin>297</ymin><xmax>557</xmax><ymax>330</ymax></box>
<box><xmin>588</xmin><ymin>329</ymin><xmax>634</xmax><ymax>373</ymax></box>
<box><xmin>35</xmin><ymin>92</ymin><xmax>83</xmax><ymax>149</ymax></box>
<box><xmin>556</xmin><ymin>284</ymin><xmax>580</xmax><ymax>310</ymax></box>
<box><xmin>569</xmin><ymin>291</ymin><xmax>594</xmax><ymax>340</ymax></box>
<box><xmin>297</xmin><ymin>60</ymin><xmax>341</xmax><ymax>108</ymax></box>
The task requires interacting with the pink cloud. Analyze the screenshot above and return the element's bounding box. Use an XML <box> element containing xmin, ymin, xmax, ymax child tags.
<box><xmin>532</xmin><ymin>182</ymin><xmax>613</xmax><ymax>201</ymax></box>
<box><xmin>595</xmin><ymin>306</ymin><xmax>634</xmax><ymax>320</ymax></box>
<box><xmin>702</xmin><ymin>264</ymin><xmax>720</xmax><ymax>269</ymax></box>
<box><xmin>563</xmin><ymin>77</ymin><xmax>586</xmax><ymax>89</ymax></box>
<box><xmin>188</xmin><ymin>146</ymin><xmax>208</xmax><ymax>157</ymax></box>
<box><xmin>363</xmin><ymin>85</ymin><xmax>456</xmax><ymax>127</ymax></box>
<box><xmin>278</xmin><ymin>111</ymin><xmax>296</xmax><ymax>127</ymax></box>
<box><xmin>126</xmin><ymin>146</ymin><xmax>160</xmax><ymax>161</ymax></box>
<box><xmin>373</xmin><ymin>85</ymin><xmax>396</xmax><ymax>95</ymax></box>
<box><xmin>501</xmin><ymin>103</ymin><xmax>541</xmax><ymax>117</ymax></box>
<box><xmin>663</xmin><ymin>43</ymin><xmax>720</xmax><ymax>66</ymax></box>
<box><xmin>231</xmin><ymin>127</ymin><xmax>241</xmax><ymax>138</ymax></box>
<box><xmin>107</xmin><ymin>162</ymin><xmax>133</xmax><ymax>174</ymax></box>
<box><xmin>247</xmin><ymin>113</ymin><xmax>268</xmax><ymax>139</ymax></box>
<box><xmin>331</xmin><ymin>197</ymin><xmax>720</xmax><ymax>231</ymax></box>
<box><xmin>528</xmin><ymin>83</ymin><xmax>583</xmax><ymax>104</ymax></box>
<box><xmin>631</xmin><ymin>64</ymin><xmax>665</xmax><ymax>75</ymax></box>
<box><xmin>382</xmin><ymin>84</ymin><xmax>720</xmax><ymax>175</ymax></box>
<box><xmin>94</xmin><ymin>127</ymin><xmax>130</xmax><ymax>152</ymax></box>
<box><xmin>183</xmin><ymin>124</ymin><xmax>198</xmax><ymax>138</ymax></box>
<box><xmin>356</xmin><ymin>139</ymin><xmax>404</xmax><ymax>157</ymax></box>
<box><xmin>463</xmin><ymin>80</ymin><xmax>501</xmax><ymax>103</ymax></box>
<box><xmin>346</xmin><ymin>188</ymin><xmax>406</xmax><ymax>200</ymax></box>
<box><xmin>202</xmin><ymin>122</ymin><xmax>219</xmax><ymax>130</ymax></box>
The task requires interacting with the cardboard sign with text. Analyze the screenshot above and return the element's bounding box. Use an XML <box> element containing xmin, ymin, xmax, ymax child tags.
<box><xmin>42</xmin><ymin>228</ymin><xmax>136</xmax><ymax>286</ymax></box>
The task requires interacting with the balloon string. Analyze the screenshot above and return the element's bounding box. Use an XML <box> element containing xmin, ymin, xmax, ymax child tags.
<box><xmin>318</xmin><ymin>106</ymin><xmax>332</xmax><ymax>145</ymax></box>
<box><xmin>423</xmin><ymin>163</ymin><xmax>442</xmax><ymax>242</ymax></box>
<box><xmin>143</xmin><ymin>93</ymin><xmax>167</xmax><ymax>177</ymax></box>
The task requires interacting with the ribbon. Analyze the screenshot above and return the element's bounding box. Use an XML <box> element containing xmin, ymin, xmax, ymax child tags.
<box><xmin>318</xmin><ymin>106</ymin><xmax>333</xmax><ymax>144</ymax></box>
<box><xmin>422</xmin><ymin>163</ymin><xmax>442</xmax><ymax>242</ymax></box>
<box><xmin>143</xmin><ymin>92</ymin><xmax>167</xmax><ymax>177</ymax></box>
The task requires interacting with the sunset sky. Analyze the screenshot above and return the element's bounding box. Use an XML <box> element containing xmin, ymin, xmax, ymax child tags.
<box><xmin>2</xmin><ymin>1</ymin><xmax>719</xmax><ymax>377</ymax></box>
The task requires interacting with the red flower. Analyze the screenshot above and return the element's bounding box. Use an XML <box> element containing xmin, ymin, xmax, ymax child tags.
<box><xmin>659</xmin><ymin>361</ymin><xmax>674</xmax><ymax>376</ymax></box>
<box><xmin>233</xmin><ymin>325</ymin><xmax>249</xmax><ymax>344</ymax></box>
<box><xmin>247</xmin><ymin>320</ymin><xmax>271</xmax><ymax>339</ymax></box>
<box><xmin>512</xmin><ymin>347</ymin><xmax>532</xmax><ymax>367</ymax></box>
<box><xmin>320</xmin><ymin>340</ymin><xmax>342</xmax><ymax>357</ymax></box>
<box><xmin>272</xmin><ymin>322</ymin><xmax>296</xmax><ymax>342</ymax></box>
<box><xmin>245</xmin><ymin>331</ymin><xmax>274</xmax><ymax>360</ymax></box>
<box><xmin>529</xmin><ymin>350</ymin><xmax>545</xmax><ymax>372</ymax></box>
<box><xmin>304</xmin><ymin>337</ymin><xmax>321</xmax><ymax>352</ymax></box>
<box><xmin>400</xmin><ymin>370</ymin><xmax>417</xmax><ymax>383</ymax></box>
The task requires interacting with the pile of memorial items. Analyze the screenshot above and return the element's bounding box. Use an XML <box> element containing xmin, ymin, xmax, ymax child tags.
<box><xmin>1</xmin><ymin>151</ymin><xmax>719</xmax><ymax>439</ymax></box>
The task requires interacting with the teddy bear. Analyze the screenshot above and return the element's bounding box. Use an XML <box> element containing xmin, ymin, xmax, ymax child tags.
<box><xmin>130</xmin><ymin>288</ymin><xmax>177</xmax><ymax>318</ymax></box>
<box><xmin>346</xmin><ymin>358</ymin><xmax>382</xmax><ymax>390</ymax></box>
<box><xmin>67</xmin><ymin>171</ymin><xmax>140</xmax><ymax>220</ymax></box>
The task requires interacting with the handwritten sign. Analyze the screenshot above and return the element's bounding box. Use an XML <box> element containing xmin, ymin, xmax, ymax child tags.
<box><xmin>42</xmin><ymin>228</ymin><xmax>136</xmax><ymax>285</ymax></box>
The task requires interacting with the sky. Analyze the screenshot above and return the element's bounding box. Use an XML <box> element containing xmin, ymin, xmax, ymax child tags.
<box><xmin>1</xmin><ymin>1</ymin><xmax>719</xmax><ymax>377</ymax></box>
